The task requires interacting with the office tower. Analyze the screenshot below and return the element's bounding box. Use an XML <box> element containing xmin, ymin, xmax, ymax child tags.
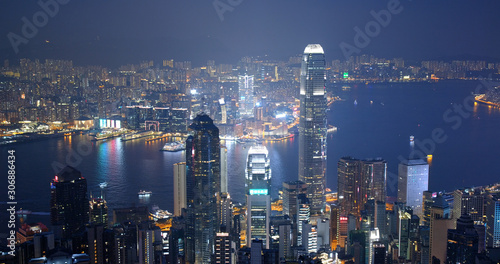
<box><xmin>218</xmin><ymin>192</ymin><xmax>233</xmax><ymax>233</ymax></box>
<box><xmin>397</xmin><ymin>159</ymin><xmax>429</xmax><ymax>220</ymax></box>
<box><xmin>330</xmin><ymin>204</ymin><xmax>339</xmax><ymax>250</ymax></box>
<box><xmin>33</xmin><ymin>232</ymin><xmax>55</xmax><ymax>258</ymax></box>
<box><xmin>215</xmin><ymin>231</ymin><xmax>232</xmax><ymax>264</ymax></box>
<box><xmin>374</xmin><ymin>201</ymin><xmax>386</xmax><ymax>237</ymax></box>
<box><xmin>250</xmin><ymin>240</ymin><xmax>263</xmax><ymax>264</ymax></box>
<box><xmin>302</xmin><ymin>222</ymin><xmax>318</xmax><ymax>254</ymax></box>
<box><xmin>138</xmin><ymin>223</ymin><xmax>162</xmax><ymax>264</ymax></box>
<box><xmin>373</xmin><ymin>242</ymin><xmax>386</xmax><ymax>264</ymax></box>
<box><xmin>282</xmin><ymin>181</ymin><xmax>308</xmax><ymax>223</ymax></box>
<box><xmin>298</xmin><ymin>44</ymin><xmax>327</xmax><ymax>215</ymax></box>
<box><xmin>185</xmin><ymin>113</ymin><xmax>221</xmax><ymax>264</ymax></box>
<box><xmin>446</xmin><ymin>215</ymin><xmax>479</xmax><ymax>264</ymax></box>
<box><xmin>276</xmin><ymin>219</ymin><xmax>293</xmax><ymax>261</ymax></box>
<box><xmin>338</xmin><ymin>157</ymin><xmax>387</xmax><ymax>224</ymax></box>
<box><xmin>363</xmin><ymin>159</ymin><xmax>387</xmax><ymax>203</ymax></box>
<box><xmin>316</xmin><ymin>218</ymin><xmax>330</xmax><ymax>250</ymax></box>
<box><xmin>221</xmin><ymin>146</ymin><xmax>228</xmax><ymax>193</ymax></box>
<box><xmin>89</xmin><ymin>198</ymin><xmax>108</xmax><ymax>227</ymax></box>
<box><xmin>50</xmin><ymin>166</ymin><xmax>88</xmax><ymax>239</ymax></box>
<box><xmin>422</xmin><ymin>191</ymin><xmax>434</xmax><ymax>227</ymax></box>
<box><xmin>429</xmin><ymin>194</ymin><xmax>455</xmax><ymax>264</ymax></box>
<box><xmin>453</xmin><ymin>188</ymin><xmax>485</xmax><ymax>221</ymax></box>
<box><xmin>486</xmin><ymin>194</ymin><xmax>500</xmax><ymax>248</ymax></box>
<box><xmin>399</xmin><ymin>207</ymin><xmax>412</xmax><ymax>260</ymax></box>
<box><xmin>87</xmin><ymin>224</ymin><xmax>105</xmax><ymax>264</ymax></box>
<box><xmin>246</xmin><ymin>145</ymin><xmax>271</xmax><ymax>248</ymax></box>
<box><xmin>297</xmin><ymin>194</ymin><xmax>311</xmax><ymax>246</ymax></box>
<box><xmin>338</xmin><ymin>157</ymin><xmax>364</xmax><ymax>218</ymax></box>
<box><xmin>173</xmin><ymin>162</ymin><xmax>187</xmax><ymax>217</ymax></box>
<box><xmin>238</xmin><ymin>74</ymin><xmax>255</xmax><ymax>117</ymax></box>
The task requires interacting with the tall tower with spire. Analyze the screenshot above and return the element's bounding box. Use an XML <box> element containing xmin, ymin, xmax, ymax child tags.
<box><xmin>298</xmin><ymin>44</ymin><xmax>327</xmax><ymax>214</ymax></box>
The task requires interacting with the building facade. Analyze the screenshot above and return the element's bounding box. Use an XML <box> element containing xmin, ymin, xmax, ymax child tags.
<box><xmin>298</xmin><ymin>44</ymin><xmax>327</xmax><ymax>214</ymax></box>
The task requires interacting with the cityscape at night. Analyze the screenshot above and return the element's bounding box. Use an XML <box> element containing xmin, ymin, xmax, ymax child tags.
<box><xmin>1</xmin><ymin>1</ymin><xmax>500</xmax><ymax>264</ymax></box>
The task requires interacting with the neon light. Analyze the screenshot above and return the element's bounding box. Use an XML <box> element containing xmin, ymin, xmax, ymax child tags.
<box><xmin>249</xmin><ymin>189</ymin><xmax>268</xmax><ymax>195</ymax></box>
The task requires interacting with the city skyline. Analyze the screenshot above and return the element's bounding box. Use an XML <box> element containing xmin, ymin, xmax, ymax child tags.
<box><xmin>2</xmin><ymin>1</ymin><xmax>500</xmax><ymax>263</ymax></box>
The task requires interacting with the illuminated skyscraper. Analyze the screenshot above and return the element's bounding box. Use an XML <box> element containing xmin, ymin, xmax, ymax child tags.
<box><xmin>50</xmin><ymin>166</ymin><xmax>88</xmax><ymax>239</ymax></box>
<box><xmin>185</xmin><ymin>113</ymin><xmax>221</xmax><ymax>264</ymax></box>
<box><xmin>89</xmin><ymin>198</ymin><xmax>108</xmax><ymax>228</ymax></box>
<box><xmin>298</xmin><ymin>44</ymin><xmax>327</xmax><ymax>214</ymax></box>
<box><xmin>245</xmin><ymin>145</ymin><xmax>271</xmax><ymax>248</ymax></box>
<box><xmin>238</xmin><ymin>74</ymin><xmax>254</xmax><ymax>117</ymax></box>
<box><xmin>397</xmin><ymin>159</ymin><xmax>429</xmax><ymax>220</ymax></box>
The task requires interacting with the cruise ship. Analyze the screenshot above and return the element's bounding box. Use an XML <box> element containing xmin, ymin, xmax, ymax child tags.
<box><xmin>161</xmin><ymin>141</ymin><xmax>185</xmax><ymax>152</ymax></box>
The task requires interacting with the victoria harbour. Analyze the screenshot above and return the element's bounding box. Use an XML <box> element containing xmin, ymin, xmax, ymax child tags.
<box><xmin>2</xmin><ymin>80</ymin><xmax>499</xmax><ymax>226</ymax></box>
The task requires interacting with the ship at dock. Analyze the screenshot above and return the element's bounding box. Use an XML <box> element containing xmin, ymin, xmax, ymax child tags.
<box><xmin>161</xmin><ymin>141</ymin><xmax>185</xmax><ymax>152</ymax></box>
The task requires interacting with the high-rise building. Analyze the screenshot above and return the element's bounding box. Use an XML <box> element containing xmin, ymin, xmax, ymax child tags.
<box><xmin>363</xmin><ymin>159</ymin><xmax>387</xmax><ymax>203</ymax></box>
<box><xmin>429</xmin><ymin>194</ymin><xmax>455</xmax><ymax>264</ymax></box>
<box><xmin>173</xmin><ymin>162</ymin><xmax>187</xmax><ymax>217</ymax></box>
<box><xmin>215</xmin><ymin>231</ymin><xmax>232</xmax><ymax>264</ymax></box>
<box><xmin>246</xmin><ymin>145</ymin><xmax>271</xmax><ymax>248</ymax></box>
<box><xmin>298</xmin><ymin>44</ymin><xmax>327</xmax><ymax>215</ymax></box>
<box><xmin>282</xmin><ymin>181</ymin><xmax>308</xmax><ymax>221</ymax></box>
<box><xmin>398</xmin><ymin>159</ymin><xmax>429</xmax><ymax>220</ymax></box>
<box><xmin>50</xmin><ymin>166</ymin><xmax>88</xmax><ymax>239</ymax></box>
<box><xmin>238</xmin><ymin>74</ymin><xmax>255</xmax><ymax>117</ymax></box>
<box><xmin>89</xmin><ymin>198</ymin><xmax>108</xmax><ymax>227</ymax></box>
<box><xmin>446</xmin><ymin>215</ymin><xmax>479</xmax><ymax>264</ymax></box>
<box><xmin>486</xmin><ymin>194</ymin><xmax>500</xmax><ymax>248</ymax></box>
<box><xmin>185</xmin><ymin>113</ymin><xmax>221</xmax><ymax>264</ymax></box>
<box><xmin>221</xmin><ymin>145</ymin><xmax>228</xmax><ymax>193</ymax></box>
<box><xmin>337</xmin><ymin>157</ymin><xmax>387</xmax><ymax>222</ymax></box>
<box><xmin>453</xmin><ymin>188</ymin><xmax>485</xmax><ymax>222</ymax></box>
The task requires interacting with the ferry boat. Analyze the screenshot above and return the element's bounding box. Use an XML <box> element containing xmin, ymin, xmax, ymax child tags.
<box><xmin>138</xmin><ymin>190</ymin><xmax>152</xmax><ymax>196</ymax></box>
<box><xmin>161</xmin><ymin>141</ymin><xmax>185</xmax><ymax>152</ymax></box>
<box><xmin>99</xmin><ymin>182</ymin><xmax>108</xmax><ymax>188</ymax></box>
<box><xmin>150</xmin><ymin>205</ymin><xmax>172</xmax><ymax>220</ymax></box>
<box><xmin>410</xmin><ymin>135</ymin><xmax>414</xmax><ymax>142</ymax></box>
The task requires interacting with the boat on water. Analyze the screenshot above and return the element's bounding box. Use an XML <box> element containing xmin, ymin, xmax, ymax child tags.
<box><xmin>410</xmin><ymin>135</ymin><xmax>414</xmax><ymax>142</ymax></box>
<box><xmin>138</xmin><ymin>190</ymin><xmax>152</xmax><ymax>196</ymax></box>
<box><xmin>99</xmin><ymin>182</ymin><xmax>108</xmax><ymax>188</ymax></box>
<box><xmin>150</xmin><ymin>205</ymin><xmax>173</xmax><ymax>220</ymax></box>
<box><xmin>161</xmin><ymin>141</ymin><xmax>185</xmax><ymax>152</ymax></box>
<box><xmin>354</xmin><ymin>100</ymin><xmax>358</xmax><ymax>106</ymax></box>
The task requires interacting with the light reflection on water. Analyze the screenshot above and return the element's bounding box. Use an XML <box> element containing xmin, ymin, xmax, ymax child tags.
<box><xmin>2</xmin><ymin>81</ymin><xmax>500</xmax><ymax>231</ymax></box>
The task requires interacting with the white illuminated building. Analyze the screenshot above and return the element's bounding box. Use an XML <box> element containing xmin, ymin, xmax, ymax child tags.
<box><xmin>246</xmin><ymin>145</ymin><xmax>271</xmax><ymax>248</ymax></box>
<box><xmin>238</xmin><ymin>74</ymin><xmax>255</xmax><ymax>117</ymax></box>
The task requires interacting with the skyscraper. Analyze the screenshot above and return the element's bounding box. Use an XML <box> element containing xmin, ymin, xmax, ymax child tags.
<box><xmin>486</xmin><ymin>193</ymin><xmax>500</xmax><ymax>249</ymax></box>
<box><xmin>238</xmin><ymin>74</ymin><xmax>254</xmax><ymax>117</ymax></box>
<box><xmin>245</xmin><ymin>145</ymin><xmax>271</xmax><ymax>248</ymax></box>
<box><xmin>446</xmin><ymin>215</ymin><xmax>479</xmax><ymax>264</ymax></box>
<box><xmin>298</xmin><ymin>44</ymin><xmax>327</xmax><ymax>214</ymax></box>
<box><xmin>185</xmin><ymin>113</ymin><xmax>221</xmax><ymax>264</ymax></box>
<box><xmin>89</xmin><ymin>197</ymin><xmax>108</xmax><ymax>227</ymax></box>
<box><xmin>337</xmin><ymin>157</ymin><xmax>387</xmax><ymax>220</ymax></box>
<box><xmin>50</xmin><ymin>166</ymin><xmax>88</xmax><ymax>239</ymax></box>
<box><xmin>173</xmin><ymin>162</ymin><xmax>187</xmax><ymax>217</ymax></box>
<box><xmin>398</xmin><ymin>159</ymin><xmax>429</xmax><ymax>220</ymax></box>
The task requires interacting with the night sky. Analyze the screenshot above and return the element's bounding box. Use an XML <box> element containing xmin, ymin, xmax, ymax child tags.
<box><xmin>1</xmin><ymin>0</ymin><xmax>499</xmax><ymax>67</ymax></box>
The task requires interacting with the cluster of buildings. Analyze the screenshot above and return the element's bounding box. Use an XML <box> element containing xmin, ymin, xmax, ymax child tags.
<box><xmin>2</xmin><ymin>45</ymin><xmax>500</xmax><ymax>264</ymax></box>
